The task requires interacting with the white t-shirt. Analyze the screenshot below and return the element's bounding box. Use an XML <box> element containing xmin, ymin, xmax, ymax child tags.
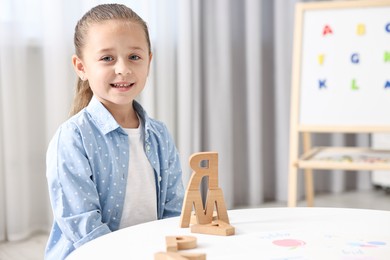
<box><xmin>119</xmin><ymin>124</ymin><xmax>157</xmax><ymax>228</ymax></box>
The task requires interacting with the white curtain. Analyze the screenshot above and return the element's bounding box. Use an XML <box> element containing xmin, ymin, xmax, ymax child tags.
<box><xmin>0</xmin><ymin>0</ymin><xmax>371</xmax><ymax>242</ymax></box>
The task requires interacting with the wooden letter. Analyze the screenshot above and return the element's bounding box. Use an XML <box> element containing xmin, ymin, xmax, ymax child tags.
<box><xmin>166</xmin><ymin>236</ymin><xmax>197</xmax><ymax>252</ymax></box>
<box><xmin>180</xmin><ymin>152</ymin><xmax>219</xmax><ymax>227</ymax></box>
<box><xmin>180</xmin><ymin>152</ymin><xmax>234</xmax><ymax>236</ymax></box>
<box><xmin>180</xmin><ymin>152</ymin><xmax>230</xmax><ymax>227</ymax></box>
<box><xmin>191</xmin><ymin>220</ymin><xmax>235</xmax><ymax>236</ymax></box>
<box><xmin>155</xmin><ymin>236</ymin><xmax>206</xmax><ymax>260</ymax></box>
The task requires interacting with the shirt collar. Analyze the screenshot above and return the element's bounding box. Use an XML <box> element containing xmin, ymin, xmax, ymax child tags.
<box><xmin>85</xmin><ymin>96</ymin><xmax>153</xmax><ymax>136</ymax></box>
<box><xmin>132</xmin><ymin>99</ymin><xmax>152</xmax><ymax>135</ymax></box>
<box><xmin>86</xmin><ymin>96</ymin><xmax>121</xmax><ymax>135</ymax></box>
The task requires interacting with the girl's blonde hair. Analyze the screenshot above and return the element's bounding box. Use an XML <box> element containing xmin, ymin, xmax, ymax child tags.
<box><xmin>69</xmin><ymin>4</ymin><xmax>151</xmax><ymax>116</ymax></box>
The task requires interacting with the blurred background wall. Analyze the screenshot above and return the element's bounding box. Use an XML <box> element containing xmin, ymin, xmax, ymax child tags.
<box><xmin>0</xmin><ymin>0</ymin><xmax>372</xmax><ymax>242</ymax></box>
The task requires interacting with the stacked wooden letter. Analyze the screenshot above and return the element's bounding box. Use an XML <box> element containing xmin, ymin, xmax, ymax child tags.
<box><xmin>180</xmin><ymin>152</ymin><xmax>235</xmax><ymax>236</ymax></box>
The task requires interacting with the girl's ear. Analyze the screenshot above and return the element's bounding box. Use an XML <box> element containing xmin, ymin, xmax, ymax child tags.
<box><xmin>72</xmin><ymin>55</ymin><xmax>86</xmax><ymax>80</ymax></box>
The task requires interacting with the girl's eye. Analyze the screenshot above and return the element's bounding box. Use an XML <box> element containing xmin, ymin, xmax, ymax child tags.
<box><xmin>129</xmin><ymin>55</ymin><xmax>140</xmax><ymax>60</ymax></box>
<box><xmin>101</xmin><ymin>56</ymin><xmax>113</xmax><ymax>62</ymax></box>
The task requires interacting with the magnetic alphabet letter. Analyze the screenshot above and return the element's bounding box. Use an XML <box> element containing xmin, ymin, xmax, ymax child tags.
<box><xmin>322</xmin><ymin>25</ymin><xmax>333</xmax><ymax>36</ymax></box>
<box><xmin>351</xmin><ymin>79</ymin><xmax>359</xmax><ymax>90</ymax></box>
<box><xmin>318</xmin><ymin>54</ymin><xmax>324</xmax><ymax>65</ymax></box>
<box><xmin>385</xmin><ymin>52</ymin><xmax>390</xmax><ymax>62</ymax></box>
<box><xmin>351</xmin><ymin>53</ymin><xmax>360</xmax><ymax>64</ymax></box>
<box><xmin>319</xmin><ymin>79</ymin><xmax>327</xmax><ymax>89</ymax></box>
<box><xmin>356</xmin><ymin>24</ymin><xmax>365</xmax><ymax>35</ymax></box>
<box><xmin>385</xmin><ymin>81</ymin><xmax>390</xmax><ymax>89</ymax></box>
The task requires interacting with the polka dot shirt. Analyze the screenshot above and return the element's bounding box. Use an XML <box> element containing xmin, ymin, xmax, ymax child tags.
<box><xmin>45</xmin><ymin>97</ymin><xmax>184</xmax><ymax>260</ymax></box>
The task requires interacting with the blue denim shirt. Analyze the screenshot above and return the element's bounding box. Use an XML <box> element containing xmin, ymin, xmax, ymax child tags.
<box><xmin>45</xmin><ymin>97</ymin><xmax>184</xmax><ymax>260</ymax></box>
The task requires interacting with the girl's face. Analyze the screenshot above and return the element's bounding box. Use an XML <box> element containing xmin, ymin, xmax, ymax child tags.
<box><xmin>74</xmin><ymin>20</ymin><xmax>152</xmax><ymax>109</ymax></box>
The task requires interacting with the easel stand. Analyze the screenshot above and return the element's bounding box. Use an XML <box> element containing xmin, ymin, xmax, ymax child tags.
<box><xmin>180</xmin><ymin>152</ymin><xmax>235</xmax><ymax>236</ymax></box>
<box><xmin>288</xmin><ymin>0</ymin><xmax>390</xmax><ymax>207</ymax></box>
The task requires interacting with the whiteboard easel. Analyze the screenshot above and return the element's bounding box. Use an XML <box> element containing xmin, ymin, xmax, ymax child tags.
<box><xmin>288</xmin><ymin>0</ymin><xmax>390</xmax><ymax>207</ymax></box>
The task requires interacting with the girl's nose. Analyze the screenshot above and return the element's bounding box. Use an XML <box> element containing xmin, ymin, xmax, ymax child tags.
<box><xmin>115</xmin><ymin>59</ymin><xmax>132</xmax><ymax>75</ymax></box>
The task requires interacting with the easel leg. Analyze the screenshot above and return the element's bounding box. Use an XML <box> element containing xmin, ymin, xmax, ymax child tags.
<box><xmin>304</xmin><ymin>169</ymin><xmax>314</xmax><ymax>207</ymax></box>
<box><xmin>288</xmin><ymin>166</ymin><xmax>298</xmax><ymax>207</ymax></box>
<box><xmin>302</xmin><ymin>132</ymin><xmax>314</xmax><ymax>207</ymax></box>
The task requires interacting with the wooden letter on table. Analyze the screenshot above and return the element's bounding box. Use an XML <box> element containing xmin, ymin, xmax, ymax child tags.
<box><xmin>154</xmin><ymin>236</ymin><xmax>206</xmax><ymax>260</ymax></box>
<box><xmin>166</xmin><ymin>236</ymin><xmax>197</xmax><ymax>252</ymax></box>
<box><xmin>179</xmin><ymin>152</ymin><xmax>235</xmax><ymax>236</ymax></box>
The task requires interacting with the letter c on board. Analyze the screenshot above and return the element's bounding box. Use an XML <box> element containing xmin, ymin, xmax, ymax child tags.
<box><xmin>351</xmin><ymin>53</ymin><xmax>360</xmax><ymax>64</ymax></box>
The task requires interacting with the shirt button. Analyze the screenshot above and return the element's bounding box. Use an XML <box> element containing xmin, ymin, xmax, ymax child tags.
<box><xmin>158</xmin><ymin>176</ymin><xmax>162</xmax><ymax>182</ymax></box>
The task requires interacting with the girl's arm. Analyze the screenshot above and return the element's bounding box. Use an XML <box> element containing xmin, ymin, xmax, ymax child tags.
<box><xmin>46</xmin><ymin>123</ymin><xmax>111</xmax><ymax>249</ymax></box>
<box><xmin>161</xmin><ymin>127</ymin><xmax>185</xmax><ymax>218</ymax></box>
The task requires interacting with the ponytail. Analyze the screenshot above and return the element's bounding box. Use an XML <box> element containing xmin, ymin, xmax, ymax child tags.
<box><xmin>69</xmin><ymin>78</ymin><xmax>93</xmax><ymax>116</ymax></box>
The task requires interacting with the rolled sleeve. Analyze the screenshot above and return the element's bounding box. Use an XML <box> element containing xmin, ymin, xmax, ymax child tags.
<box><xmin>46</xmin><ymin>123</ymin><xmax>110</xmax><ymax>248</ymax></box>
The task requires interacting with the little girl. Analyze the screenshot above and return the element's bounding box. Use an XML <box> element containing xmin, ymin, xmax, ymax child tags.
<box><xmin>45</xmin><ymin>4</ymin><xmax>184</xmax><ymax>259</ymax></box>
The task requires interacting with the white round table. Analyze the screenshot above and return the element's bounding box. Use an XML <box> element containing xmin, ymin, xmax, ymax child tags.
<box><xmin>67</xmin><ymin>207</ymin><xmax>390</xmax><ymax>259</ymax></box>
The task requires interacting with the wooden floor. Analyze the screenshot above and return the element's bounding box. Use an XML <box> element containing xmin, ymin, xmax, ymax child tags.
<box><xmin>0</xmin><ymin>189</ymin><xmax>389</xmax><ymax>260</ymax></box>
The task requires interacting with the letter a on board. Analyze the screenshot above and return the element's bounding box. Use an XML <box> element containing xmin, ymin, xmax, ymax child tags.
<box><xmin>322</xmin><ymin>25</ymin><xmax>333</xmax><ymax>36</ymax></box>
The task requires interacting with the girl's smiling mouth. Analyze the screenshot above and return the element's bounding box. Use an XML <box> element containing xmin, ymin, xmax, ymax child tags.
<box><xmin>110</xmin><ymin>83</ymin><xmax>135</xmax><ymax>88</ymax></box>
